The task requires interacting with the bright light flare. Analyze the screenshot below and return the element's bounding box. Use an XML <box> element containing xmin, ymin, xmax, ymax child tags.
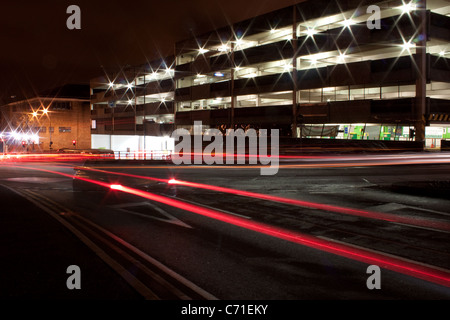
<box><xmin>235</xmin><ymin>38</ymin><xmax>244</xmax><ymax>46</ymax></box>
<box><xmin>218</xmin><ymin>44</ymin><xmax>229</xmax><ymax>52</ymax></box>
<box><xmin>401</xmin><ymin>41</ymin><xmax>416</xmax><ymax>53</ymax></box>
<box><xmin>341</xmin><ymin>19</ymin><xmax>355</xmax><ymax>28</ymax></box>
<box><xmin>305</xmin><ymin>27</ymin><xmax>317</xmax><ymax>38</ymax></box>
<box><xmin>31</xmin><ymin>134</ymin><xmax>39</xmax><ymax>144</ymax></box>
<box><xmin>398</xmin><ymin>1</ymin><xmax>417</xmax><ymax>14</ymax></box>
<box><xmin>308</xmin><ymin>57</ymin><xmax>318</xmax><ymax>65</ymax></box>
<box><xmin>283</xmin><ymin>63</ymin><xmax>293</xmax><ymax>71</ymax></box>
<box><xmin>338</xmin><ymin>52</ymin><xmax>347</xmax><ymax>62</ymax></box>
<box><xmin>10</xmin><ymin>131</ymin><xmax>20</xmax><ymax>140</ymax></box>
<box><xmin>110</xmin><ymin>184</ymin><xmax>124</xmax><ymax>190</ymax></box>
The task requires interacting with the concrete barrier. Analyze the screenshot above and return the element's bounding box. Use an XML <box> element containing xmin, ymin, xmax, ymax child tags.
<box><xmin>441</xmin><ymin>140</ymin><xmax>450</xmax><ymax>151</ymax></box>
<box><xmin>279</xmin><ymin>138</ymin><xmax>424</xmax><ymax>154</ymax></box>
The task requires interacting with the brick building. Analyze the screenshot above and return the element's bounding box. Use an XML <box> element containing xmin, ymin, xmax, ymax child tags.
<box><xmin>0</xmin><ymin>84</ymin><xmax>91</xmax><ymax>153</ymax></box>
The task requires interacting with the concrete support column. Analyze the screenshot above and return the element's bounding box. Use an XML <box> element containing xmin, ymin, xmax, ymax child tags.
<box><xmin>231</xmin><ymin>42</ymin><xmax>235</xmax><ymax>130</ymax></box>
<box><xmin>292</xmin><ymin>5</ymin><xmax>299</xmax><ymax>138</ymax></box>
<box><xmin>415</xmin><ymin>0</ymin><xmax>427</xmax><ymax>145</ymax></box>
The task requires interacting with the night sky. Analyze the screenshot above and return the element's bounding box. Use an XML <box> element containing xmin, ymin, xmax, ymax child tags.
<box><xmin>1</xmin><ymin>0</ymin><xmax>298</xmax><ymax>103</ymax></box>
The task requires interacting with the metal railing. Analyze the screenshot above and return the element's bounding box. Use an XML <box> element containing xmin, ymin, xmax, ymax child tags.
<box><xmin>113</xmin><ymin>150</ymin><xmax>172</xmax><ymax>160</ymax></box>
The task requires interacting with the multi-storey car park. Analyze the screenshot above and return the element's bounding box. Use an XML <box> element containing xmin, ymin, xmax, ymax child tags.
<box><xmin>89</xmin><ymin>0</ymin><xmax>450</xmax><ymax>156</ymax></box>
<box><xmin>89</xmin><ymin>56</ymin><xmax>176</xmax><ymax>158</ymax></box>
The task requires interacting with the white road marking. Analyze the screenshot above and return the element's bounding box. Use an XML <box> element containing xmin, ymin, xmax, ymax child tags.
<box><xmin>368</xmin><ymin>203</ymin><xmax>450</xmax><ymax>217</ymax></box>
<box><xmin>110</xmin><ymin>201</ymin><xmax>193</xmax><ymax>228</ymax></box>
<box><xmin>2</xmin><ymin>177</ymin><xmax>67</xmax><ymax>183</ymax></box>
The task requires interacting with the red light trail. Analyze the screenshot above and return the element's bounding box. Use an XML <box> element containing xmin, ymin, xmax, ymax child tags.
<box><xmin>76</xmin><ymin>166</ymin><xmax>450</xmax><ymax>232</ymax></box>
<box><xmin>106</xmin><ymin>183</ymin><xmax>450</xmax><ymax>288</ymax></box>
<box><xmin>0</xmin><ymin>152</ymin><xmax>114</xmax><ymax>162</ymax></box>
<box><xmin>4</xmin><ymin>164</ymin><xmax>450</xmax><ymax>288</ymax></box>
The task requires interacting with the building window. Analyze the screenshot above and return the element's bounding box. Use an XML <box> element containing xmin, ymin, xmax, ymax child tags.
<box><xmin>59</xmin><ymin>127</ymin><xmax>71</xmax><ymax>133</ymax></box>
<box><xmin>49</xmin><ymin>127</ymin><xmax>54</xmax><ymax>133</ymax></box>
<box><xmin>51</xmin><ymin>102</ymin><xmax>71</xmax><ymax>110</ymax></box>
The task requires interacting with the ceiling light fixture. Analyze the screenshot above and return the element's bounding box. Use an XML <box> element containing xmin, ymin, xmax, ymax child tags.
<box><xmin>338</xmin><ymin>53</ymin><xmax>347</xmax><ymax>62</ymax></box>
<box><xmin>398</xmin><ymin>1</ymin><xmax>416</xmax><ymax>14</ymax></box>
<box><xmin>283</xmin><ymin>63</ymin><xmax>293</xmax><ymax>71</ymax></box>
<box><xmin>306</xmin><ymin>27</ymin><xmax>317</xmax><ymax>38</ymax></box>
<box><xmin>218</xmin><ymin>44</ymin><xmax>229</xmax><ymax>52</ymax></box>
<box><xmin>401</xmin><ymin>41</ymin><xmax>415</xmax><ymax>53</ymax></box>
<box><xmin>342</xmin><ymin>19</ymin><xmax>356</xmax><ymax>28</ymax></box>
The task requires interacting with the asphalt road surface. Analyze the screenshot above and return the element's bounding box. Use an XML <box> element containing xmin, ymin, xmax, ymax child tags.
<box><xmin>1</xmin><ymin>152</ymin><xmax>450</xmax><ymax>300</ymax></box>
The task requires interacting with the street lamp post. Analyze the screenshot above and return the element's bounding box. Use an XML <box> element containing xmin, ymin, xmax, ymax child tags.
<box><xmin>42</xmin><ymin>107</ymin><xmax>53</xmax><ymax>150</ymax></box>
<box><xmin>28</xmin><ymin>110</ymin><xmax>39</xmax><ymax>153</ymax></box>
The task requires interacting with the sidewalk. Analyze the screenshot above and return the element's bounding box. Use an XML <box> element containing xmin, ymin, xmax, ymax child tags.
<box><xmin>0</xmin><ymin>184</ymin><xmax>143</xmax><ymax>299</ymax></box>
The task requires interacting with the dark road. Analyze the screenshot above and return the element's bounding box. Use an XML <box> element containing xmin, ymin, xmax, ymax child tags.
<box><xmin>1</xmin><ymin>153</ymin><xmax>450</xmax><ymax>300</ymax></box>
